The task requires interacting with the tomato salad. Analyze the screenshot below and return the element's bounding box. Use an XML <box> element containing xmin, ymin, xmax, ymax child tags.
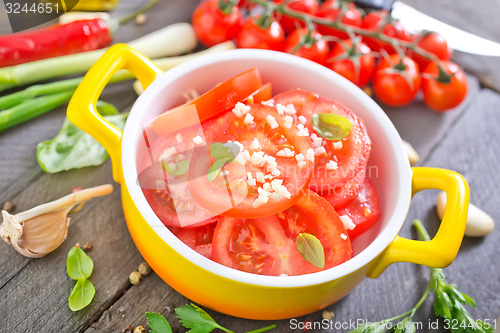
<box><xmin>138</xmin><ymin>68</ymin><xmax>381</xmax><ymax>276</ymax></box>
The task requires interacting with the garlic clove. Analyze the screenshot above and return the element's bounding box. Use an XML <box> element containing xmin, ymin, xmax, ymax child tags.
<box><xmin>402</xmin><ymin>140</ymin><xmax>420</xmax><ymax>165</ymax></box>
<box><xmin>436</xmin><ymin>192</ymin><xmax>495</xmax><ymax>237</ymax></box>
<box><xmin>0</xmin><ymin>184</ymin><xmax>113</xmax><ymax>258</ymax></box>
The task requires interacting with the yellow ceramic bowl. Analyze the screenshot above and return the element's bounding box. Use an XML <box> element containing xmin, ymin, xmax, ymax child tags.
<box><xmin>67</xmin><ymin>44</ymin><xmax>469</xmax><ymax>320</ymax></box>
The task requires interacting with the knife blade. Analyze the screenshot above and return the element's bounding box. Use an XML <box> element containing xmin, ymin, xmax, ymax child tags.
<box><xmin>354</xmin><ymin>0</ymin><xmax>500</xmax><ymax>56</ymax></box>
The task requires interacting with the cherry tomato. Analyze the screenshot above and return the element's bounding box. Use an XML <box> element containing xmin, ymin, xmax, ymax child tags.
<box><xmin>273</xmin><ymin>90</ymin><xmax>371</xmax><ymax>207</ymax></box>
<box><xmin>327</xmin><ymin>39</ymin><xmax>375</xmax><ymax>87</ymax></box>
<box><xmin>192</xmin><ymin>0</ymin><xmax>242</xmax><ymax>47</ymax></box>
<box><xmin>284</xmin><ymin>28</ymin><xmax>330</xmax><ymax>65</ymax></box>
<box><xmin>410</xmin><ymin>32</ymin><xmax>452</xmax><ymax>71</ymax></box>
<box><xmin>169</xmin><ymin>222</ymin><xmax>217</xmax><ymax>258</ymax></box>
<box><xmin>316</xmin><ymin>0</ymin><xmax>362</xmax><ymax>40</ymax></box>
<box><xmin>329</xmin><ymin>177</ymin><xmax>381</xmax><ymax>239</ymax></box>
<box><xmin>236</xmin><ymin>18</ymin><xmax>285</xmax><ymax>51</ymax></box>
<box><xmin>211</xmin><ymin>190</ymin><xmax>352</xmax><ymax>276</ymax></box>
<box><xmin>373</xmin><ymin>54</ymin><xmax>421</xmax><ymax>107</ymax></box>
<box><xmin>273</xmin><ymin>0</ymin><xmax>319</xmax><ymax>34</ymax></box>
<box><xmin>150</xmin><ymin>68</ymin><xmax>263</xmax><ymax>135</ymax></box>
<box><xmin>360</xmin><ymin>11</ymin><xmax>412</xmax><ymax>54</ymax></box>
<box><xmin>421</xmin><ymin>60</ymin><xmax>467</xmax><ymax>112</ymax></box>
<box><xmin>139</xmin><ymin>127</ymin><xmax>219</xmax><ymax>228</ymax></box>
<box><xmin>188</xmin><ymin>103</ymin><xmax>314</xmax><ymax>219</ymax></box>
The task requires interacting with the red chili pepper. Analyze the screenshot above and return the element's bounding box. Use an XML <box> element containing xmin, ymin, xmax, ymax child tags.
<box><xmin>0</xmin><ymin>19</ymin><xmax>112</xmax><ymax>68</ymax></box>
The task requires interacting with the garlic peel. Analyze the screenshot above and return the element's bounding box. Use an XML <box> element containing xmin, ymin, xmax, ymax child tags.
<box><xmin>0</xmin><ymin>184</ymin><xmax>113</xmax><ymax>258</ymax></box>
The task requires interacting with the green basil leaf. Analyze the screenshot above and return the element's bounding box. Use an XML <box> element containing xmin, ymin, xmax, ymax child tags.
<box><xmin>210</xmin><ymin>142</ymin><xmax>234</xmax><ymax>160</ymax></box>
<box><xmin>296</xmin><ymin>233</ymin><xmax>325</xmax><ymax>268</ymax></box>
<box><xmin>175</xmin><ymin>304</ymin><xmax>222</xmax><ymax>333</ymax></box>
<box><xmin>68</xmin><ymin>278</ymin><xmax>95</xmax><ymax>311</ymax></box>
<box><xmin>162</xmin><ymin>160</ymin><xmax>190</xmax><ymax>176</ymax></box>
<box><xmin>36</xmin><ymin>102</ymin><xmax>127</xmax><ymax>173</ymax></box>
<box><xmin>146</xmin><ymin>312</ymin><xmax>173</xmax><ymax>333</ymax></box>
<box><xmin>67</xmin><ymin>247</ymin><xmax>94</xmax><ymax>280</ymax></box>
<box><xmin>207</xmin><ymin>158</ymin><xmax>231</xmax><ymax>182</ymax></box>
<box><xmin>311</xmin><ymin>113</ymin><xmax>352</xmax><ymax>141</ymax></box>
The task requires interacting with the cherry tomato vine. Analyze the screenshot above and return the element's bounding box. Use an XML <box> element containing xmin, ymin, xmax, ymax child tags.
<box><xmin>191</xmin><ymin>0</ymin><xmax>468</xmax><ymax>111</ymax></box>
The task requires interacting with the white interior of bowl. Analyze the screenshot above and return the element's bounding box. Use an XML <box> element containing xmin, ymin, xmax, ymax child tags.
<box><xmin>122</xmin><ymin>49</ymin><xmax>412</xmax><ymax>287</ymax></box>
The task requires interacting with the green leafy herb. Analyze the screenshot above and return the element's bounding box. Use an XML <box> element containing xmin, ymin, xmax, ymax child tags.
<box><xmin>175</xmin><ymin>304</ymin><xmax>226</xmax><ymax>333</ymax></box>
<box><xmin>347</xmin><ymin>220</ymin><xmax>492</xmax><ymax>333</ymax></box>
<box><xmin>146</xmin><ymin>312</ymin><xmax>172</xmax><ymax>333</ymax></box>
<box><xmin>296</xmin><ymin>233</ymin><xmax>325</xmax><ymax>268</ymax></box>
<box><xmin>175</xmin><ymin>303</ymin><xmax>276</xmax><ymax>333</ymax></box>
<box><xmin>67</xmin><ymin>247</ymin><xmax>94</xmax><ymax>280</ymax></box>
<box><xmin>36</xmin><ymin>101</ymin><xmax>128</xmax><ymax>173</ymax></box>
<box><xmin>162</xmin><ymin>159</ymin><xmax>190</xmax><ymax>176</ymax></box>
<box><xmin>143</xmin><ymin>303</ymin><xmax>276</xmax><ymax>333</ymax></box>
<box><xmin>311</xmin><ymin>113</ymin><xmax>352</xmax><ymax>141</ymax></box>
<box><xmin>206</xmin><ymin>143</ymin><xmax>235</xmax><ymax>182</ymax></box>
<box><xmin>66</xmin><ymin>246</ymin><xmax>95</xmax><ymax>311</ymax></box>
<box><xmin>68</xmin><ymin>278</ymin><xmax>95</xmax><ymax>312</ymax></box>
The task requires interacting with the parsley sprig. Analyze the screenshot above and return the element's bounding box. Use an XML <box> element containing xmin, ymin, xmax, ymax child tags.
<box><xmin>348</xmin><ymin>220</ymin><xmax>492</xmax><ymax>333</ymax></box>
<box><xmin>146</xmin><ymin>303</ymin><xmax>276</xmax><ymax>333</ymax></box>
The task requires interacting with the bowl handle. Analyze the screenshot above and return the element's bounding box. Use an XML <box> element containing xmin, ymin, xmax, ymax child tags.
<box><xmin>367</xmin><ymin>167</ymin><xmax>469</xmax><ymax>278</ymax></box>
<box><xmin>67</xmin><ymin>44</ymin><xmax>162</xmax><ymax>183</ymax></box>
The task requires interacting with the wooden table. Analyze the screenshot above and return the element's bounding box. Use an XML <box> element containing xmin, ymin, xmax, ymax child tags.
<box><xmin>1</xmin><ymin>1</ymin><xmax>499</xmax><ymax>332</ymax></box>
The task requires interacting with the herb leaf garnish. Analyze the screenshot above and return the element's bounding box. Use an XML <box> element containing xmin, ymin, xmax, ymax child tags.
<box><xmin>66</xmin><ymin>246</ymin><xmax>95</xmax><ymax>311</ymax></box>
<box><xmin>296</xmin><ymin>233</ymin><xmax>325</xmax><ymax>268</ymax></box>
<box><xmin>311</xmin><ymin>113</ymin><xmax>352</xmax><ymax>141</ymax></box>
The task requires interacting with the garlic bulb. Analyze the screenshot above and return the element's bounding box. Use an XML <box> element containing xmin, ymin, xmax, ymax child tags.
<box><xmin>0</xmin><ymin>184</ymin><xmax>113</xmax><ymax>258</ymax></box>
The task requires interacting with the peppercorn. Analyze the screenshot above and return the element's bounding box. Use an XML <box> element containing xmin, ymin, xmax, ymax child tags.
<box><xmin>134</xmin><ymin>326</ymin><xmax>147</xmax><ymax>333</ymax></box>
<box><xmin>129</xmin><ymin>271</ymin><xmax>142</xmax><ymax>285</ymax></box>
<box><xmin>138</xmin><ymin>262</ymin><xmax>151</xmax><ymax>276</ymax></box>
<box><xmin>2</xmin><ymin>201</ymin><xmax>15</xmax><ymax>213</ymax></box>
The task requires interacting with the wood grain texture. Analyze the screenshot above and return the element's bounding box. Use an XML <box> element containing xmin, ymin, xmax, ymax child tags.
<box><xmin>1</xmin><ymin>0</ymin><xmax>499</xmax><ymax>332</ymax></box>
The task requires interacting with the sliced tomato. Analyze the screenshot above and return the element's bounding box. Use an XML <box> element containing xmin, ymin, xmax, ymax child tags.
<box><xmin>169</xmin><ymin>222</ymin><xmax>217</xmax><ymax>258</ymax></box>
<box><xmin>188</xmin><ymin>103</ymin><xmax>314</xmax><ymax>219</ymax></box>
<box><xmin>138</xmin><ymin>127</ymin><xmax>218</xmax><ymax>228</ymax></box>
<box><xmin>273</xmin><ymin>90</ymin><xmax>371</xmax><ymax>205</ymax></box>
<box><xmin>150</xmin><ymin>68</ymin><xmax>263</xmax><ymax>136</ymax></box>
<box><xmin>244</xmin><ymin>82</ymin><xmax>272</xmax><ymax>104</ymax></box>
<box><xmin>212</xmin><ymin>190</ymin><xmax>352</xmax><ymax>276</ymax></box>
<box><xmin>332</xmin><ymin>178</ymin><xmax>381</xmax><ymax>239</ymax></box>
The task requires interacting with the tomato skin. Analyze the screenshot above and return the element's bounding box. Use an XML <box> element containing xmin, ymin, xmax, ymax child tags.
<box><xmin>411</xmin><ymin>32</ymin><xmax>452</xmax><ymax>72</ymax></box>
<box><xmin>150</xmin><ymin>68</ymin><xmax>263</xmax><ymax>136</ymax></box>
<box><xmin>331</xmin><ymin>177</ymin><xmax>381</xmax><ymax>239</ymax></box>
<box><xmin>284</xmin><ymin>29</ymin><xmax>330</xmax><ymax>65</ymax></box>
<box><xmin>421</xmin><ymin>61</ymin><xmax>467</xmax><ymax>112</ymax></box>
<box><xmin>211</xmin><ymin>190</ymin><xmax>352</xmax><ymax>276</ymax></box>
<box><xmin>360</xmin><ymin>11</ymin><xmax>412</xmax><ymax>54</ymax></box>
<box><xmin>236</xmin><ymin>18</ymin><xmax>285</xmax><ymax>51</ymax></box>
<box><xmin>373</xmin><ymin>54</ymin><xmax>421</xmax><ymax>107</ymax></box>
<box><xmin>327</xmin><ymin>39</ymin><xmax>375</xmax><ymax>87</ymax></box>
<box><xmin>273</xmin><ymin>0</ymin><xmax>319</xmax><ymax>34</ymax></box>
<box><xmin>316</xmin><ymin>0</ymin><xmax>362</xmax><ymax>40</ymax></box>
<box><xmin>192</xmin><ymin>0</ymin><xmax>242</xmax><ymax>47</ymax></box>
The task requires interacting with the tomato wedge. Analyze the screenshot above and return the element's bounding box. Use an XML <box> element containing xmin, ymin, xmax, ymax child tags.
<box><xmin>169</xmin><ymin>222</ymin><xmax>217</xmax><ymax>258</ymax></box>
<box><xmin>138</xmin><ymin>127</ymin><xmax>218</xmax><ymax>228</ymax></box>
<box><xmin>273</xmin><ymin>89</ymin><xmax>371</xmax><ymax>205</ymax></box>
<box><xmin>332</xmin><ymin>178</ymin><xmax>381</xmax><ymax>239</ymax></box>
<box><xmin>188</xmin><ymin>103</ymin><xmax>314</xmax><ymax>218</ymax></box>
<box><xmin>150</xmin><ymin>68</ymin><xmax>263</xmax><ymax>135</ymax></box>
<box><xmin>211</xmin><ymin>190</ymin><xmax>352</xmax><ymax>276</ymax></box>
<box><xmin>244</xmin><ymin>82</ymin><xmax>272</xmax><ymax>104</ymax></box>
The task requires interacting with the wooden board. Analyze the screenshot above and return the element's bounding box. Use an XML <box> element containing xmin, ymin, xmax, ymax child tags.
<box><xmin>0</xmin><ymin>0</ymin><xmax>499</xmax><ymax>332</ymax></box>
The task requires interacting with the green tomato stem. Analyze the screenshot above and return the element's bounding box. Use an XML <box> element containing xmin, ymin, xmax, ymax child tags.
<box><xmin>247</xmin><ymin>0</ymin><xmax>439</xmax><ymax>62</ymax></box>
<box><xmin>245</xmin><ymin>324</ymin><xmax>277</xmax><ymax>333</ymax></box>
